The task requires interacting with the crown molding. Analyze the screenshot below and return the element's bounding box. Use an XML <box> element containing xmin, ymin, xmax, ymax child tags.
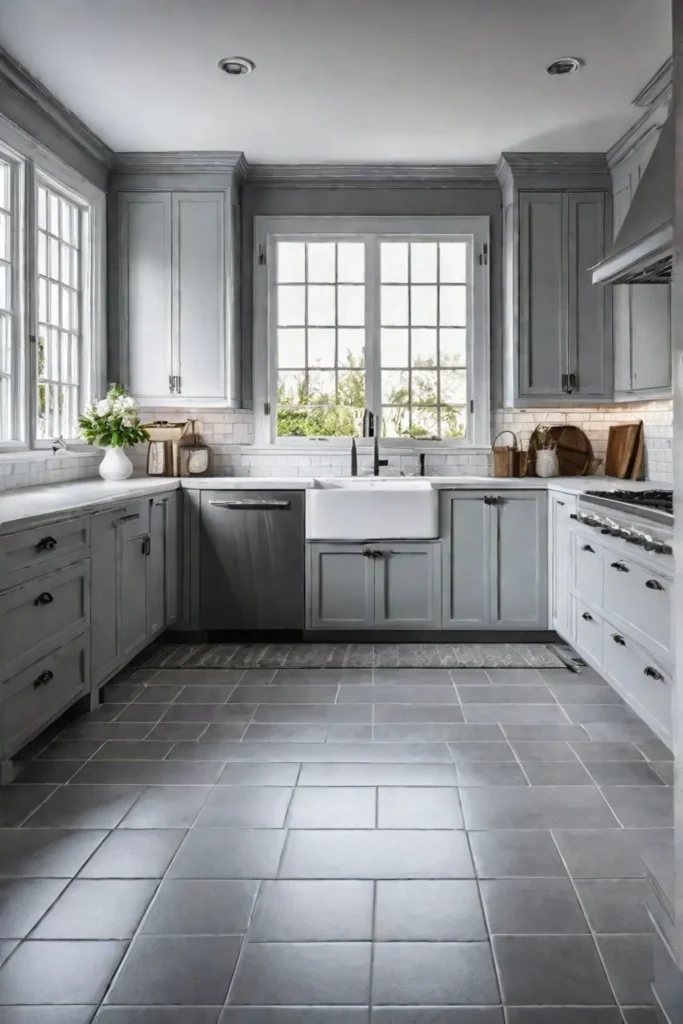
<box><xmin>112</xmin><ymin>150</ymin><xmax>248</xmax><ymax>181</ymax></box>
<box><xmin>0</xmin><ymin>44</ymin><xmax>112</xmax><ymax>169</ymax></box>
<box><xmin>246</xmin><ymin>163</ymin><xmax>499</xmax><ymax>189</ymax></box>
<box><xmin>606</xmin><ymin>106</ymin><xmax>667</xmax><ymax>170</ymax></box>
<box><xmin>633</xmin><ymin>57</ymin><xmax>673</xmax><ymax>108</ymax></box>
<box><xmin>496</xmin><ymin>151</ymin><xmax>611</xmax><ymax>193</ymax></box>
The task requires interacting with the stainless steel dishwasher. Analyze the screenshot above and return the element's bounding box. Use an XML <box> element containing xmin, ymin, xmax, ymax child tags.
<box><xmin>199</xmin><ymin>490</ymin><xmax>305</xmax><ymax>631</ymax></box>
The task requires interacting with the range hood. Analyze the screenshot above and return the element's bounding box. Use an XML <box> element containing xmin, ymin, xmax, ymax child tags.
<box><xmin>592</xmin><ymin>114</ymin><xmax>673</xmax><ymax>285</ymax></box>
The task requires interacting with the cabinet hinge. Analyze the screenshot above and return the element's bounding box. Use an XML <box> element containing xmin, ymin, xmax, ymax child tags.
<box><xmin>478</xmin><ymin>243</ymin><xmax>488</xmax><ymax>266</ymax></box>
<box><xmin>264</xmin><ymin>401</ymin><xmax>271</xmax><ymax>415</ymax></box>
<box><xmin>176</xmin><ymin>375</ymin><xmax>182</xmax><ymax>395</ymax></box>
<box><xmin>470</xmin><ymin>399</ymin><xmax>474</xmax><ymax>414</ymax></box>
<box><xmin>258</xmin><ymin>245</ymin><xmax>267</xmax><ymax>266</ymax></box>
<box><xmin>169</xmin><ymin>375</ymin><xmax>175</xmax><ymax>394</ymax></box>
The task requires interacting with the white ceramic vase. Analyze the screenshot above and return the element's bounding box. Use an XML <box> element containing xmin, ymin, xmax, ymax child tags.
<box><xmin>99</xmin><ymin>446</ymin><xmax>133</xmax><ymax>481</ymax></box>
<box><xmin>535</xmin><ymin>448</ymin><xmax>559</xmax><ymax>478</ymax></box>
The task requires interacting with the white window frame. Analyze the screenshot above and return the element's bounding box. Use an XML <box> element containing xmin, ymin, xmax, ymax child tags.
<box><xmin>253</xmin><ymin>215</ymin><xmax>490</xmax><ymax>449</ymax></box>
<box><xmin>0</xmin><ymin>113</ymin><xmax>106</xmax><ymax>453</ymax></box>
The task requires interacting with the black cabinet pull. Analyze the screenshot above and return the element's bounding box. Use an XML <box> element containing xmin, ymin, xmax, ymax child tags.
<box><xmin>568</xmin><ymin>372</ymin><xmax>577</xmax><ymax>392</ymax></box>
<box><xmin>644</xmin><ymin>666</ymin><xmax>664</xmax><ymax>681</ymax></box>
<box><xmin>581</xmin><ymin>544</ymin><xmax>594</xmax><ymax>553</ymax></box>
<box><xmin>35</xmin><ymin>536</ymin><xmax>57</xmax><ymax>552</ymax></box>
<box><xmin>33</xmin><ymin>670</ymin><xmax>54</xmax><ymax>689</ymax></box>
<box><xmin>557</xmin><ymin>500</ymin><xmax>565</xmax><ymax>506</ymax></box>
<box><xmin>115</xmin><ymin>512</ymin><xmax>140</xmax><ymax>524</ymax></box>
<box><xmin>483</xmin><ymin>495</ymin><xmax>499</xmax><ymax>506</ymax></box>
<box><xmin>612</xmin><ymin>633</ymin><xmax>626</xmax><ymax>646</ymax></box>
<box><xmin>645</xmin><ymin>579</ymin><xmax>665</xmax><ymax>591</ymax></box>
<box><xmin>610</xmin><ymin>562</ymin><xmax>629</xmax><ymax>573</ymax></box>
<box><xmin>569</xmin><ymin>513</ymin><xmax>577</xmax><ymax>520</ymax></box>
<box><xmin>362</xmin><ymin>549</ymin><xmax>373</xmax><ymax>558</ymax></box>
<box><xmin>34</xmin><ymin>592</ymin><xmax>53</xmax><ymax>606</ymax></box>
<box><xmin>561</xmin><ymin>373</ymin><xmax>569</xmax><ymax>392</ymax></box>
<box><xmin>582</xmin><ymin>612</ymin><xmax>593</xmax><ymax>622</ymax></box>
<box><xmin>373</xmin><ymin>550</ymin><xmax>384</xmax><ymax>559</ymax></box>
<box><xmin>141</xmin><ymin>536</ymin><xmax>151</xmax><ymax>556</ymax></box>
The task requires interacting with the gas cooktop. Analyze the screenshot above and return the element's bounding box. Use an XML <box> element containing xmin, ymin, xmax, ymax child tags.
<box><xmin>581</xmin><ymin>488</ymin><xmax>673</xmax><ymax>525</ymax></box>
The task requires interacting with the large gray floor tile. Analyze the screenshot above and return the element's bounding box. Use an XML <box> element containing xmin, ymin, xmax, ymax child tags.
<box><xmin>0</xmin><ymin>878</ymin><xmax>68</xmax><ymax>938</ymax></box>
<box><xmin>486</xmin><ymin>669</ymin><xmax>543</xmax><ymax>683</ymax></box>
<box><xmin>374</xmin><ymin>880</ymin><xmax>486</xmax><ymax>940</ymax></box>
<box><xmin>373</xmin><ymin>706</ymin><xmax>479</xmax><ymax>726</ymax></box>
<box><xmin>522</xmin><ymin>762</ymin><xmax>593</xmax><ymax>786</ymax></box>
<box><xmin>492</xmin><ymin>935</ymin><xmax>614</xmax><ymax>1005</ymax></box>
<box><xmin>469</xmin><ymin>830</ymin><xmax>568</xmax><ymax>879</ymax></box>
<box><xmin>480</xmin><ymin>877</ymin><xmax>589</xmax><ymax>934</ymax></box>
<box><xmin>377</xmin><ymin>788</ymin><xmax>463</xmax><ymax>828</ymax></box>
<box><xmin>79</xmin><ymin>830</ymin><xmax>187</xmax><ymax>879</ymax></box>
<box><xmin>565</xmin><ymin>706</ymin><xmax>642</xmax><ymax>724</ymax></box>
<box><xmin>552</xmin><ymin>829</ymin><xmax>673</xmax><ymax>878</ymax></box>
<box><xmin>133</xmin><ymin>685</ymin><xmax>184</xmax><ymax>704</ymax></box>
<box><xmin>371</xmin><ymin>942</ymin><xmax>499</xmax><ymax>1005</ymax></box>
<box><xmin>457</xmin><ymin>685</ymin><xmax>555</xmax><ymax>704</ymax></box>
<box><xmin>161</xmin><ymin>705</ymin><xmax>256</xmax><ymax>725</ymax></box>
<box><xmin>228</xmin><ymin>943</ymin><xmax>371</xmax><ymax>1005</ymax></box>
<box><xmin>38</xmin><ymin>740</ymin><xmax>105</xmax><ymax>760</ymax></box>
<box><xmin>141</xmin><ymin>879</ymin><xmax>258</xmax><ymax>935</ymax></box>
<box><xmin>338</xmin><ymin>686</ymin><xmax>459</xmax><ymax>705</ymax></box>
<box><xmin>181</xmin><ymin>743</ymin><xmax>451</xmax><ymax>764</ymax></box>
<box><xmin>502</xmin><ymin>724</ymin><xmax>590</xmax><ymax>741</ymax></box>
<box><xmin>91</xmin><ymin>742</ymin><xmax>175</xmax><ymax>761</ymax></box>
<box><xmin>106</xmin><ymin>935</ymin><xmax>242</xmax><ymax>1005</ymax></box>
<box><xmin>32</xmin><ymin>879</ymin><xmax>158</xmax><ymax>938</ymax></box>
<box><xmin>463</xmin><ymin>705</ymin><xmax>570</xmax><ymax>725</ymax></box>
<box><xmin>634</xmin><ymin>738</ymin><xmax>674</xmax><ymax>761</ymax></box>
<box><xmin>0</xmin><ymin>940</ymin><xmax>127</xmax><ymax>1004</ymax></box>
<box><xmin>254</xmin><ymin>705</ymin><xmax>372</xmax><ymax>724</ymax></box>
<box><xmin>242</xmin><ymin>725</ymin><xmax>329</xmax><ymax>743</ymax></box>
<box><xmin>575</xmin><ymin>879</ymin><xmax>650</xmax><ymax>933</ymax></box>
<box><xmin>145</xmin><ymin>723</ymin><xmax>213</xmax><ymax>742</ymax></box>
<box><xmin>169</xmin><ymin>829</ymin><xmax>287</xmax><ymax>879</ymax></box>
<box><xmin>372</xmin><ymin>725</ymin><xmax>474</xmax><ymax>742</ymax></box>
<box><xmin>372</xmin><ymin>1011</ymin><xmax>503</xmax><ymax>1024</ymax></box>
<box><xmin>97</xmin><ymin>1010</ymin><xmax>221</xmax><ymax>1023</ymax></box>
<box><xmin>548</xmin><ymin>685</ymin><xmax>625</xmax><ymax>705</ymax></box>
<box><xmin>193</xmin><ymin>788</ymin><xmax>293</xmax><ymax>827</ymax></box>
<box><xmin>584</xmin><ymin>761</ymin><xmax>665</xmax><ymax>786</ymax></box>
<box><xmin>297</xmin><ymin>764</ymin><xmax>458</xmax><ymax>787</ymax></box>
<box><xmin>217</xmin><ymin>764</ymin><xmax>300</xmax><ymax>786</ymax></box>
<box><xmin>279</xmin><ymin>829</ymin><xmax>474</xmax><ymax>879</ymax></box>
<box><xmin>447</xmin><ymin>742</ymin><xmax>515</xmax><ymax>762</ymax></box>
<box><xmin>286</xmin><ymin>788</ymin><xmax>376</xmax><ymax>828</ymax></box>
<box><xmin>249</xmin><ymin>880</ymin><xmax>373</xmax><ymax>941</ymax></box>
<box><xmin>372</xmin><ymin>669</ymin><xmax>454</xmax><ymax>685</ymax></box>
<box><xmin>455</xmin><ymin>762</ymin><xmax>528</xmax><ymax>787</ymax></box>
<box><xmin>0</xmin><ymin>786</ymin><xmax>57</xmax><ymax>827</ymax></box>
<box><xmin>460</xmin><ymin>787</ymin><xmax>620</xmax><ymax>830</ymax></box>
<box><xmin>119</xmin><ymin>787</ymin><xmax>213</xmax><ymax>828</ymax></box>
<box><xmin>3</xmin><ymin>1008</ymin><xmax>99</xmax><ymax>1024</ymax></box>
<box><xmin>71</xmin><ymin>761</ymin><xmax>224</xmax><ymax>785</ymax></box>
<box><xmin>170</xmin><ymin>686</ymin><xmax>235</xmax><ymax>704</ymax></box>
<box><xmin>507</xmin><ymin>742</ymin><xmax>581</xmax><ymax>762</ymax></box>
<box><xmin>0</xmin><ymin>830</ymin><xmax>108</xmax><ymax>878</ymax></box>
<box><xmin>596</xmin><ymin>934</ymin><xmax>654</xmax><ymax>1004</ymax></box>
<box><xmin>220</xmin><ymin>1011</ymin><xmax>368</xmax><ymax>1023</ymax></box>
<box><xmin>14</xmin><ymin>760</ymin><xmax>86</xmax><ymax>785</ymax></box>
<box><xmin>600</xmin><ymin>786</ymin><xmax>673</xmax><ymax>827</ymax></box>
<box><xmin>327</xmin><ymin>725</ymin><xmax>373</xmax><ymax>742</ymax></box>
<box><xmin>505</xmin><ymin>1011</ymin><xmax>622</xmax><ymax>1023</ymax></box>
<box><xmin>274</xmin><ymin>668</ymin><xmax>373</xmax><ymax>685</ymax></box>
<box><xmin>569</xmin><ymin>742</ymin><xmax>645</xmax><ymax>762</ymax></box>
<box><xmin>23</xmin><ymin>786</ymin><xmax>143</xmax><ymax>829</ymax></box>
<box><xmin>229</xmin><ymin>686</ymin><xmax>338</xmax><ymax>705</ymax></box>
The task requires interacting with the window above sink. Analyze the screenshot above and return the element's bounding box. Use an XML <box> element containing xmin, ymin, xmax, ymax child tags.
<box><xmin>252</xmin><ymin>215</ymin><xmax>491</xmax><ymax>451</ymax></box>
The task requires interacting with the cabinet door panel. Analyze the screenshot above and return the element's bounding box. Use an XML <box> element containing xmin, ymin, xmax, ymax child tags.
<box><xmin>308</xmin><ymin>544</ymin><xmax>374</xmax><ymax>630</ymax></box>
<box><xmin>120</xmin><ymin>193</ymin><xmax>172</xmax><ymax>402</ymax></box>
<box><xmin>374</xmin><ymin>545</ymin><xmax>440</xmax><ymax>629</ymax></box>
<box><xmin>630</xmin><ymin>285</ymin><xmax>671</xmax><ymax>392</ymax></box>
<box><xmin>147</xmin><ymin>493</ymin><xmax>179</xmax><ymax>636</ymax></box>
<box><xmin>549</xmin><ymin>493</ymin><xmax>576</xmax><ymax>641</ymax></box>
<box><xmin>90</xmin><ymin>509</ymin><xmax>120</xmax><ymax>687</ymax></box>
<box><xmin>567</xmin><ymin>193</ymin><xmax>611</xmax><ymax>398</ymax></box>
<box><xmin>519</xmin><ymin>192</ymin><xmax>566</xmax><ymax>398</ymax></box>
<box><xmin>492</xmin><ymin>492</ymin><xmax>547</xmax><ymax>628</ymax></box>
<box><xmin>441</xmin><ymin>493</ymin><xmax>490</xmax><ymax>627</ymax></box>
<box><xmin>120</xmin><ymin>522</ymin><xmax>149</xmax><ymax>660</ymax></box>
<box><xmin>173</xmin><ymin>193</ymin><xmax>226</xmax><ymax>400</ymax></box>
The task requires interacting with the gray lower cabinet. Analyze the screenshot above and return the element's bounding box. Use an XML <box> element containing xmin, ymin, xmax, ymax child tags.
<box><xmin>120</xmin><ymin>513</ymin><xmax>150</xmax><ymax>661</ymax></box>
<box><xmin>148</xmin><ymin>493</ymin><xmax>179</xmax><ymax>636</ymax></box>
<box><xmin>199</xmin><ymin>491</ymin><xmax>305</xmax><ymax>630</ymax></box>
<box><xmin>441</xmin><ymin>490</ymin><xmax>548</xmax><ymax>629</ymax></box>
<box><xmin>307</xmin><ymin>542</ymin><xmax>441</xmax><ymax>630</ymax></box>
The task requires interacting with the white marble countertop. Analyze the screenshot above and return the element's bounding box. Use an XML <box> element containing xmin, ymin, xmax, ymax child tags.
<box><xmin>0</xmin><ymin>474</ymin><xmax>665</xmax><ymax>533</ymax></box>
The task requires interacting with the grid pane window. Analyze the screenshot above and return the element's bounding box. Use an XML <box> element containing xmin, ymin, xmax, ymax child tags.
<box><xmin>276</xmin><ymin>241</ymin><xmax>366</xmax><ymax>437</ymax></box>
<box><xmin>380</xmin><ymin>241</ymin><xmax>467</xmax><ymax>439</ymax></box>
<box><xmin>0</xmin><ymin>158</ymin><xmax>15</xmax><ymax>441</ymax></box>
<box><xmin>36</xmin><ymin>183</ymin><xmax>82</xmax><ymax>440</ymax></box>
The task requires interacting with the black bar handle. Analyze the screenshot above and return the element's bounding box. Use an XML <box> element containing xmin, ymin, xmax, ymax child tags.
<box><xmin>34</xmin><ymin>592</ymin><xmax>54</xmax><ymax>606</ymax></box>
<box><xmin>646</xmin><ymin>579</ymin><xmax>665</xmax><ymax>591</ymax></box>
<box><xmin>569</xmin><ymin>513</ymin><xmax>577</xmax><ymax>520</ymax></box>
<box><xmin>612</xmin><ymin>634</ymin><xmax>626</xmax><ymax>646</ymax></box>
<box><xmin>362</xmin><ymin>549</ymin><xmax>374</xmax><ymax>558</ymax></box>
<box><xmin>35</xmin><ymin>536</ymin><xmax>57</xmax><ymax>552</ymax></box>
<box><xmin>33</xmin><ymin>670</ymin><xmax>54</xmax><ymax>689</ymax></box>
<box><xmin>610</xmin><ymin>562</ymin><xmax>629</xmax><ymax>573</ymax></box>
<box><xmin>561</xmin><ymin>373</ymin><xmax>569</xmax><ymax>392</ymax></box>
<box><xmin>209</xmin><ymin>500</ymin><xmax>291</xmax><ymax>511</ymax></box>
<box><xmin>581</xmin><ymin>544</ymin><xmax>594</xmax><ymax>553</ymax></box>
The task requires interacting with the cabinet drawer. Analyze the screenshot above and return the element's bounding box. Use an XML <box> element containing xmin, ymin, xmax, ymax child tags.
<box><xmin>0</xmin><ymin>516</ymin><xmax>90</xmax><ymax>589</ymax></box>
<box><xmin>1</xmin><ymin>636</ymin><xmax>88</xmax><ymax>759</ymax></box>
<box><xmin>0</xmin><ymin>561</ymin><xmax>90</xmax><ymax>681</ymax></box>
<box><xmin>574</xmin><ymin>533</ymin><xmax>603</xmax><ymax>606</ymax></box>
<box><xmin>603</xmin><ymin>625</ymin><xmax>672</xmax><ymax>745</ymax></box>
<box><xmin>602</xmin><ymin>551</ymin><xmax>671</xmax><ymax>662</ymax></box>
<box><xmin>575</xmin><ymin>598</ymin><xmax>603</xmax><ymax>665</ymax></box>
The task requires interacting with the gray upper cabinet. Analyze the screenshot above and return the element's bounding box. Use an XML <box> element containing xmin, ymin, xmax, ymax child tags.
<box><xmin>111</xmin><ymin>156</ymin><xmax>244</xmax><ymax>408</ymax></box>
<box><xmin>611</xmin><ymin>112</ymin><xmax>672</xmax><ymax>399</ymax></box>
<box><xmin>498</xmin><ymin>154</ymin><xmax>613</xmax><ymax>406</ymax></box>
<box><xmin>441</xmin><ymin>490</ymin><xmax>547</xmax><ymax>630</ymax></box>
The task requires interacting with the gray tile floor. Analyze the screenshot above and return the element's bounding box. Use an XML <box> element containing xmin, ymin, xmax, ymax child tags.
<box><xmin>0</xmin><ymin>661</ymin><xmax>671</xmax><ymax>1023</ymax></box>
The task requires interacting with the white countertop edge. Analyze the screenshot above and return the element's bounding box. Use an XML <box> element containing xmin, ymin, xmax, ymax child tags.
<box><xmin>0</xmin><ymin>474</ymin><xmax>668</xmax><ymax>533</ymax></box>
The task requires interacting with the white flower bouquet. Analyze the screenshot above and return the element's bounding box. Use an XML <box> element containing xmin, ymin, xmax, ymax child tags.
<box><xmin>78</xmin><ymin>383</ymin><xmax>148</xmax><ymax>448</ymax></box>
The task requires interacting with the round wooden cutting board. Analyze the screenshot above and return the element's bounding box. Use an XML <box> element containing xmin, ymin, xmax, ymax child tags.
<box><xmin>528</xmin><ymin>425</ymin><xmax>593</xmax><ymax>476</ymax></box>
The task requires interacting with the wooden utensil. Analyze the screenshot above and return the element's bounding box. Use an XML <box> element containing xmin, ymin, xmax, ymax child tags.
<box><xmin>605</xmin><ymin>422</ymin><xmax>643</xmax><ymax>479</ymax></box>
<box><xmin>629</xmin><ymin>423</ymin><xmax>645</xmax><ymax>480</ymax></box>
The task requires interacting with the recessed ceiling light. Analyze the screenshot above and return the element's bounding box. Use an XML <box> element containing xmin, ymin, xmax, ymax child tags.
<box><xmin>546</xmin><ymin>56</ymin><xmax>584</xmax><ymax>76</ymax></box>
<box><xmin>218</xmin><ymin>56</ymin><xmax>255</xmax><ymax>76</ymax></box>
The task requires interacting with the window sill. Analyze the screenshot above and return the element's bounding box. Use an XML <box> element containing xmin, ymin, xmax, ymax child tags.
<box><xmin>0</xmin><ymin>446</ymin><xmax>97</xmax><ymax>464</ymax></box>
<box><xmin>246</xmin><ymin>443</ymin><xmax>491</xmax><ymax>455</ymax></box>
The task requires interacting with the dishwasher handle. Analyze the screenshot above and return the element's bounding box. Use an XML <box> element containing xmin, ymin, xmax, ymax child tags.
<box><xmin>209</xmin><ymin>499</ymin><xmax>292</xmax><ymax>511</ymax></box>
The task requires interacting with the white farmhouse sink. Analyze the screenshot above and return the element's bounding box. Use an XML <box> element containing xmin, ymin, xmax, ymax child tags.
<box><xmin>306</xmin><ymin>478</ymin><xmax>438</xmax><ymax>540</ymax></box>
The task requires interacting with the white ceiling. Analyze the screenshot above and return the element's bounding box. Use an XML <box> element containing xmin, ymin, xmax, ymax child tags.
<box><xmin>0</xmin><ymin>0</ymin><xmax>672</xmax><ymax>162</ymax></box>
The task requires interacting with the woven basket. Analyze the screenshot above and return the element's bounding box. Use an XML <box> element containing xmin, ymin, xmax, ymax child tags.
<box><xmin>492</xmin><ymin>430</ymin><xmax>519</xmax><ymax>477</ymax></box>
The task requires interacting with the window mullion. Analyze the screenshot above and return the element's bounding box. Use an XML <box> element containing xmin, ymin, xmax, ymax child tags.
<box><xmin>365</xmin><ymin>234</ymin><xmax>381</xmax><ymax>429</ymax></box>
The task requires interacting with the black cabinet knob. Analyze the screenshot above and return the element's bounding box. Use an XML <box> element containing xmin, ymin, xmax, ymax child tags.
<box><xmin>612</xmin><ymin>634</ymin><xmax>626</xmax><ymax>646</ymax></box>
<box><xmin>645</xmin><ymin>579</ymin><xmax>665</xmax><ymax>591</ymax></box>
<box><xmin>581</xmin><ymin>545</ymin><xmax>594</xmax><ymax>553</ymax></box>
<box><xmin>582</xmin><ymin>612</ymin><xmax>593</xmax><ymax>622</ymax></box>
<box><xmin>35</xmin><ymin>536</ymin><xmax>57</xmax><ymax>552</ymax></box>
<box><xmin>610</xmin><ymin>562</ymin><xmax>629</xmax><ymax>573</ymax></box>
<box><xmin>644</xmin><ymin>666</ymin><xmax>664</xmax><ymax>681</ymax></box>
<box><xmin>33</xmin><ymin>670</ymin><xmax>54</xmax><ymax>689</ymax></box>
<box><xmin>34</xmin><ymin>592</ymin><xmax>54</xmax><ymax>606</ymax></box>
